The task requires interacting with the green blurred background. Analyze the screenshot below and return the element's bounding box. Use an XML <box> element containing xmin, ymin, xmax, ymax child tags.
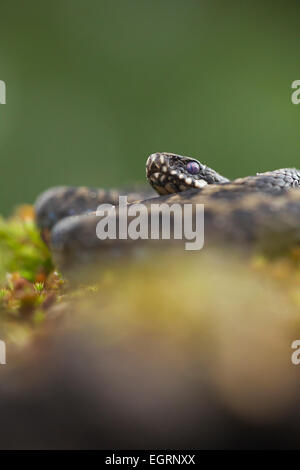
<box><xmin>0</xmin><ymin>0</ymin><xmax>299</xmax><ymax>215</ymax></box>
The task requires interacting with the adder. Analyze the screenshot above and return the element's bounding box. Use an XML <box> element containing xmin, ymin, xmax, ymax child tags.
<box><xmin>34</xmin><ymin>153</ymin><xmax>300</xmax><ymax>266</ymax></box>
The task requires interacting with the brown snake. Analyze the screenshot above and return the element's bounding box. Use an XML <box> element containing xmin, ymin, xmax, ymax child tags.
<box><xmin>34</xmin><ymin>153</ymin><xmax>300</xmax><ymax>268</ymax></box>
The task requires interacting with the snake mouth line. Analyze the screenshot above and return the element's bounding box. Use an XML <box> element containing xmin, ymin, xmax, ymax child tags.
<box><xmin>146</xmin><ymin>153</ymin><xmax>208</xmax><ymax>195</ymax></box>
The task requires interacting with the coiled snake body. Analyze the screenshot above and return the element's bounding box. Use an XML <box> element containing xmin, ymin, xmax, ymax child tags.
<box><xmin>35</xmin><ymin>153</ymin><xmax>300</xmax><ymax>267</ymax></box>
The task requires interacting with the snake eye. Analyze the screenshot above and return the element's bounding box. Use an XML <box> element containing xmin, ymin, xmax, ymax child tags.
<box><xmin>186</xmin><ymin>161</ymin><xmax>200</xmax><ymax>175</ymax></box>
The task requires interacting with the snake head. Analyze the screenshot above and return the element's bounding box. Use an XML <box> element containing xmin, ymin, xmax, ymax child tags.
<box><xmin>146</xmin><ymin>152</ymin><xmax>228</xmax><ymax>195</ymax></box>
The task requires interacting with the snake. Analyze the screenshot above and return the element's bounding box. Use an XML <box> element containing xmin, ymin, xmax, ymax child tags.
<box><xmin>34</xmin><ymin>153</ymin><xmax>300</xmax><ymax>268</ymax></box>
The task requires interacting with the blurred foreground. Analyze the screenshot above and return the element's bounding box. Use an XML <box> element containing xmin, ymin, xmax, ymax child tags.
<box><xmin>1</xmin><ymin>240</ymin><xmax>300</xmax><ymax>448</ymax></box>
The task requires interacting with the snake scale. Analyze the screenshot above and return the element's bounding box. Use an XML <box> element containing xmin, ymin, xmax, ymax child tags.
<box><xmin>35</xmin><ymin>153</ymin><xmax>300</xmax><ymax>268</ymax></box>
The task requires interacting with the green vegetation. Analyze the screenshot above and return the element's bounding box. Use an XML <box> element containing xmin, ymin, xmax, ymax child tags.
<box><xmin>0</xmin><ymin>206</ymin><xmax>64</xmax><ymax>325</ymax></box>
<box><xmin>0</xmin><ymin>206</ymin><xmax>52</xmax><ymax>282</ymax></box>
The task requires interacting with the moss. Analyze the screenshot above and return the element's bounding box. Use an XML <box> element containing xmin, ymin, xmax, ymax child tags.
<box><xmin>0</xmin><ymin>205</ymin><xmax>53</xmax><ymax>282</ymax></box>
<box><xmin>0</xmin><ymin>206</ymin><xmax>65</xmax><ymax>326</ymax></box>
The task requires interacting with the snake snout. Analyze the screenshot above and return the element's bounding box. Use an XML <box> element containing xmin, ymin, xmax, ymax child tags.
<box><xmin>146</xmin><ymin>153</ymin><xmax>173</xmax><ymax>195</ymax></box>
<box><xmin>146</xmin><ymin>152</ymin><xmax>210</xmax><ymax>195</ymax></box>
<box><xmin>146</xmin><ymin>153</ymin><xmax>165</xmax><ymax>176</ymax></box>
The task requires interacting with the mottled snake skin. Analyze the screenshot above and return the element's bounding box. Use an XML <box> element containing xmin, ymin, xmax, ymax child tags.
<box><xmin>34</xmin><ymin>153</ymin><xmax>300</xmax><ymax>268</ymax></box>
